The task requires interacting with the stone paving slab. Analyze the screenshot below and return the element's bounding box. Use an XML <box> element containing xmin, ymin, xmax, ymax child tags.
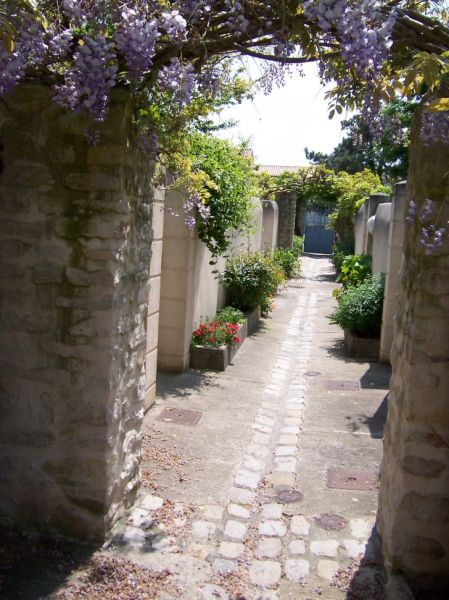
<box><xmin>107</xmin><ymin>256</ymin><xmax>390</xmax><ymax>599</ymax></box>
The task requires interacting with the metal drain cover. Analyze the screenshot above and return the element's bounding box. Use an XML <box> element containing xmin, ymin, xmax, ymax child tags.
<box><xmin>158</xmin><ymin>408</ymin><xmax>202</xmax><ymax>426</ymax></box>
<box><xmin>315</xmin><ymin>513</ymin><xmax>348</xmax><ymax>531</ymax></box>
<box><xmin>305</xmin><ymin>371</ymin><xmax>321</xmax><ymax>377</ymax></box>
<box><xmin>327</xmin><ymin>468</ymin><xmax>378</xmax><ymax>491</ymax></box>
<box><xmin>277</xmin><ymin>489</ymin><xmax>303</xmax><ymax>503</ymax></box>
<box><xmin>327</xmin><ymin>379</ymin><xmax>360</xmax><ymax>391</ymax></box>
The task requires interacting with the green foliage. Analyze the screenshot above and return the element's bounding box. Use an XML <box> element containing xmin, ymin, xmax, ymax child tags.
<box><xmin>215</xmin><ymin>306</ymin><xmax>245</xmax><ymax>325</ymax></box>
<box><xmin>330</xmin><ymin>275</ymin><xmax>385</xmax><ymax>338</ymax></box>
<box><xmin>331</xmin><ymin>239</ymin><xmax>355</xmax><ymax>274</ymax></box>
<box><xmin>191</xmin><ymin>319</ymin><xmax>240</xmax><ymax>348</ymax></box>
<box><xmin>187</xmin><ymin>133</ymin><xmax>256</xmax><ymax>259</ymax></box>
<box><xmin>336</xmin><ymin>254</ymin><xmax>372</xmax><ymax>289</ymax></box>
<box><xmin>223</xmin><ymin>251</ymin><xmax>284</xmax><ymax>316</ymax></box>
<box><xmin>327</xmin><ymin>169</ymin><xmax>389</xmax><ymax>243</ymax></box>
<box><xmin>273</xmin><ymin>248</ymin><xmax>300</xmax><ymax>279</ymax></box>
<box><xmin>305</xmin><ymin>99</ymin><xmax>418</xmax><ymax>183</ymax></box>
<box><xmin>292</xmin><ymin>235</ymin><xmax>304</xmax><ymax>257</ymax></box>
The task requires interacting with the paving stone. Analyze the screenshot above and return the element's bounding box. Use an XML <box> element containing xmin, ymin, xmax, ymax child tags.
<box><xmin>251</xmin><ymin>423</ymin><xmax>272</xmax><ymax>434</ymax></box>
<box><xmin>185</xmin><ymin>543</ymin><xmax>213</xmax><ymax>560</ymax></box>
<box><xmin>151</xmin><ymin>536</ymin><xmax>177</xmax><ymax>552</ymax></box>
<box><xmin>284</xmin><ymin>559</ymin><xmax>310</xmax><ymax>581</ymax></box>
<box><xmin>229</xmin><ymin>486</ymin><xmax>255</xmax><ymax>505</ymax></box>
<box><xmin>275</xmin><ymin>445</ymin><xmax>298</xmax><ymax>457</ymax></box>
<box><xmin>224</xmin><ymin>520</ymin><xmax>247</xmax><ymax>541</ymax></box>
<box><xmin>252</xmin><ymin>432</ymin><xmax>271</xmax><ymax>446</ymax></box>
<box><xmin>246</xmin><ymin>443</ymin><xmax>270</xmax><ymax>458</ymax></box>
<box><xmin>317</xmin><ymin>559</ymin><xmax>340</xmax><ymax>581</ymax></box>
<box><xmin>261</xmin><ymin>503</ymin><xmax>283</xmax><ymax>519</ymax></box>
<box><xmin>213</xmin><ymin>558</ymin><xmax>237</xmax><ymax>575</ymax></box>
<box><xmin>129</xmin><ymin>507</ymin><xmax>153</xmax><ymax>529</ymax></box>
<box><xmin>280</xmin><ymin>426</ymin><xmax>300</xmax><ymax>435</ymax></box>
<box><xmin>259</xmin><ymin>520</ymin><xmax>287</xmax><ymax>537</ymax></box>
<box><xmin>140</xmin><ymin>494</ymin><xmax>164</xmax><ymax>511</ymax></box>
<box><xmin>250</xmin><ymin>588</ymin><xmax>280</xmax><ymax>600</ymax></box>
<box><xmin>258</xmin><ymin>407</ymin><xmax>276</xmax><ymax>419</ymax></box>
<box><xmin>235</xmin><ymin>469</ymin><xmax>261</xmax><ymax>490</ymax></box>
<box><xmin>218</xmin><ymin>541</ymin><xmax>245</xmax><ymax>559</ymax></box>
<box><xmin>227</xmin><ymin>503</ymin><xmax>251</xmax><ymax>520</ymax></box>
<box><xmin>244</xmin><ymin>455</ymin><xmax>266</xmax><ymax>472</ymax></box>
<box><xmin>350</xmin><ymin>518</ymin><xmax>373</xmax><ymax>540</ymax></box>
<box><xmin>256</xmin><ymin>538</ymin><xmax>282</xmax><ymax>559</ymax></box>
<box><xmin>191</xmin><ymin>520</ymin><xmax>217</xmax><ymax>540</ymax></box>
<box><xmin>291</xmin><ymin>516</ymin><xmax>310</xmax><ymax>536</ymax></box>
<box><xmin>249</xmin><ymin>560</ymin><xmax>282</xmax><ymax>587</ymax></box>
<box><xmin>310</xmin><ymin>539</ymin><xmax>339</xmax><ymax>558</ymax></box>
<box><xmin>343</xmin><ymin>538</ymin><xmax>367</xmax><ymax>558</ymax></box>
<box><xmin>283</xmin><ymin>417</ymin><xmax>301</xmax><ymax>427</ymax></box>
<box><xmin>256</xmin><ymin>415</ymin><xmax>275</xmax><ymax>427</ymax></box>
<box><xmin>267</xmin><ymin>472</ymin><xmax>295</xmax><ymax>489</ymax></box>
<box><xmin>278</xmin><ymin>434</ymin><xmax>299</xmax><ymax>445</ymax></box>
<box><xmin>273</xmin><ymin>457</ymin><xmax>297</xmax><ymax>473</ymax></box>
<box><xmin>288</xmin><ymin>539</ymin><xmax>306</xmax><ymax>555</ymax></box>
<box><xmin>202</xmin><ymin>584</ymin><xmax>229</xmax><ymax>600</ymax></box>
<box><xmin>202</xmin><ymin>505</ymin><xmax>224</xmax><ymax>521</ymax></box>
<box><xmin>122</xmin><ymin>527</ymin><xmax>146</xmax><ymax>545</ymax></box>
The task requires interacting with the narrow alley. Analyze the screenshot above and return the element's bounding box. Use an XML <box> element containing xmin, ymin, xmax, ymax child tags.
<box><xmin>109</xmin><ymin>255</ymin><xmax>390</xmax><ymax>599</ymax></box>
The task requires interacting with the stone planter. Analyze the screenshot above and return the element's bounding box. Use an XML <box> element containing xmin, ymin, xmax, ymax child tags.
<box><xmin>344</xmin><ymin>330</ymin><xmax>380</xmax><ymax>361</ymax></box>
<box><xmin>190</xmin><ymin>306</ymin><xmax>260</xmax><ymax>371</ymax></box>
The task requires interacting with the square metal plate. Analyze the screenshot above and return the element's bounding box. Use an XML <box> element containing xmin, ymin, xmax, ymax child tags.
<box><xmin>327</xmin><ymin>468</ymin><xmax>378</xmax><ymax>491</ymax></box>
<box><xmin>158</xmin><ymin>408</ymin><xmax>202</xmax><ymax>426</ymax></box>
<box><xmin>327</xmin><ymin>379</ymin><xmax>360</xmax><ymax>391</ymax></box>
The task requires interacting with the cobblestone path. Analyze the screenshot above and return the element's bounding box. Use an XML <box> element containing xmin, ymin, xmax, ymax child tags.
<box><xmin>109</xmin><ymin>255</ymin><xmax>390</xmax><ymax>599</ymax></box>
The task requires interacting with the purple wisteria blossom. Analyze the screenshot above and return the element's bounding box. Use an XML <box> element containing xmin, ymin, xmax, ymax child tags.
<box><xmin>407</xmin><ymin>199</ymin><xmax>446</xmax><ymax>256</ymax></box>
<box><xmin>184</xmin><ymin>194</ymin><xmax>211</xmax><ymax>230</ymax></box>
<box><xmin>157</xmin><ymin>58</ymin><xmax>196</xmax><ymax>105</ymax></box>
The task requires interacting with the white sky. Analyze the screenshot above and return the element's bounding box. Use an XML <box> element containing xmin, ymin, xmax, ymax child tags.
<box><xmin>214</xmin><ymin>61</ymin><xmax>350</xmax><ymax>166</ymax></box>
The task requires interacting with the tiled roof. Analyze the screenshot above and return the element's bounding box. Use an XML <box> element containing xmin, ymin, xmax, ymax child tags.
<box><xmin>257</xmin><ymin>164</ymin><xmax>304</xmax><ymax>176</ymax></box>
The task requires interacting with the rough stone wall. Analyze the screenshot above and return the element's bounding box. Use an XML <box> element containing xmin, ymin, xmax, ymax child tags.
<box><xmin>276</xmin><ymin>191</ymin><xmax>296</xmax><ymax>248</ymax></box>
<box><xmin>0</xmin><ymin>83</ymin><xmax>157</xmax><ymax>540</ymax></box>
<box><xmin>379</xmin><ymin>183</ymin><xmax>407</xmax><ymax>363</ymax></box>
<box><xmin>377</xmin><ymin>108</ymin><xmax>449</xmax><ymax>590</ymax></box>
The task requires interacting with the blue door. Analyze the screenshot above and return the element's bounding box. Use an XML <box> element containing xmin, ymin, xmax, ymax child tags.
<box><xmin>304</xmin><ymin>225</ymin><xmax>335</xmax><ymax>254</ymax></box>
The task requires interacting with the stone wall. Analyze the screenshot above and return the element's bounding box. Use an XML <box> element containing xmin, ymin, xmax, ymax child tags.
<box><xmin>378</xmin><ymin>107</ymin><xmax>449</xmax><ymax>591</ymax></box>
<box><xmin>275</xmin><ymin>191</ymin><xmax>296</xmax><ymax>248</ymax></box>
<box><xmin>158</xmin><ymin>192</ymin><xmax>264</xmax><ymax>372</ymax></box>
<box><xmin>261</xmin><ymin>200</ymin><xmax>278</xmax><ymax>252</ymax></box>
<box><xmin>379</xmin><ymin>183</ymin><xmax>407</xmax><ymax>363</ymax></box>
<box><xmin>371</xmin><ymin>203</ymin><xmax>392</xmax><ymax>276</ymax></box>
<box><xmin>0</xmin><ymin>83</ymin><xmax>159</xmax><ymax>540</ymax></box>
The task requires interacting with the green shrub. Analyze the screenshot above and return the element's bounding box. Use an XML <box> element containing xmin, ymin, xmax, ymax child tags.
<box><xmin>292</xmin><ymin>235</ymin><xmax>304</xmax><ymax>257</ymax></box>
<box><xmin>329</xmin><ymin>275</ymin><xmax>385</xmax><ymax>338</ymax></box>
<box><xmin>223</xmin><ymin>251</ymin><xmax>284</xmax><ymax>316</ymax></box>
<box><xmin>336</xmin><ymin>254</ymin><xmax>372</xmax><ymax>289</ymax></box>
<box><xmin>272</xmin><ymin>248</ymin><xmax>300</xmax><ymax>279</ymax></box>
<box><xmin>216</xmin><ymin>306</ymin><xmax>245</xmax><ymax>325</ymax></box>
<box><xmin>332</xmin><ymin>239</ymin><xmax>354</xmax><ymax>274</ymax></box>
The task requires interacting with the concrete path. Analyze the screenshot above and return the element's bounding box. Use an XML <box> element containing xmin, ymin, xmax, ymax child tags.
<box><xmin>110</xmin><ymin>255</ymin><xmax>391</xmax><ymax>599</ymax></box>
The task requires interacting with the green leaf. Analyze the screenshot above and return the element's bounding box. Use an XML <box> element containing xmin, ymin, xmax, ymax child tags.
<box><xmin>427</xmin><ymin>98</ymin><xmax>449</xmax><ymax>112</ymax></box>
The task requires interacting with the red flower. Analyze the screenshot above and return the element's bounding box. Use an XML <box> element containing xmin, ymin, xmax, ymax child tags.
<box><xmin>233</xmin><ymin>336</ymin><xmax>240</xmax><ymax>344</ymax></box>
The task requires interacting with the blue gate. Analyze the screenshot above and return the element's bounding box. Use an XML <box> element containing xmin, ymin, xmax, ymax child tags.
<box><xmin>303</xmin><ymin>207</ymin><xmax>334</xmax><ymax>254</ymax></box>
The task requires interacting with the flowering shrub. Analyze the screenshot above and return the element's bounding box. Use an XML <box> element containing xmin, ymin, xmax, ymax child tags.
<box><xmin>336</xmin><ymin>254</ymin><xmax>372</xmax><ymax>289</ymax></box>
<box><xmin>272</xmin><ymin>248</ymin><xmax>300</xmax><ymax>279</ymax></box>
<box><xmin>192</xmin><ymin>320</ymin><xmax>240</xmax><ymax>348</ymax></box>
<box><xmin>215</xmin><ymin>306</ymin><xmax>245</xmax><ymax>325</ymax></box>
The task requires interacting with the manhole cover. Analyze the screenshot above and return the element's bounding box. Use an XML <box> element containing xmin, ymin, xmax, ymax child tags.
<box><xmin>327</xmin><ymin>379</ymin><xmax>360</xmax><ymax>391</ymax></box>
<box><xmin>327</xmin><ymin>468</ymin><xmax>378</xmax><ymax>491</ymax></box>
<box><xmin>305</xmin><ymin>371</ymin><xmax>321</xmax><ymax>377</ymax></box>
<box><xmin>277</xmin><ymin>489</ymin><xmax>303</xmax><ymax>503</ymax></box>
<box><xmin>315</xmin><ymin>513</ymin><xmax>348</xmax><ymax>530</ymax></box>
<box><xmin>158</xmin><ymin>408</ymin><xmax>202</xmax><ymax>426</ymax></box>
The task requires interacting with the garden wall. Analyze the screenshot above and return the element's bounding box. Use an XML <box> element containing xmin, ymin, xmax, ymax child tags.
<box><xmin>158</xmin><ymin>190</ymin><xmax>264</xmax><ymax>372</ymax></box>
<box><xmin>378</xmin><ymin>108</ymin><xmax>449</xmax><ymax>591</ymax></box>
<box><xmin>275</xmin><ymin>191</ymin><xmax>296</xmax><ymax>248</ymax></box>
<box><xmin>0</xmin><ymin>83</ymin><xmax>161</xmax><ymax>540</ymax></box>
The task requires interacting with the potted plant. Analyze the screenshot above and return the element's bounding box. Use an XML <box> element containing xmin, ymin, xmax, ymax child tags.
<box><xmin>329</xmin><ymin>275</ymin><xmax>385</xmax><ymax>360</ymax></box>
<box><xmin>190</xmin><ymin>310</ymin><xmax>243</xmax><ymax>371</ymax></box>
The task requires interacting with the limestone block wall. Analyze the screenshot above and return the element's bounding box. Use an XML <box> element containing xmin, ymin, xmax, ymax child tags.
<box><xmin>372</xmin><ymin>203</ymin><xmax>392</xmax><ymax>275</ymax></box>
<box><xmin>275</xmin><ymin>191</ymin><xmax>297</xmax><ymax>248</ymax></box>
<box><xmin>145</xmin><ymin>195</ymin><xmax>164</xmax><ymax>411</ymax></box>
<box><xmin>0</xmin><ymin>83</ymin><xmax>158</xmax><ymax>540</ymax></box>
<box><xmin>261</xmin><ymin>200</ymin><xmax>279</xmax><ymax>251</ymax></box>
<box><xmin>380</xmin><ymin>183</ymin><xmax>407</xmax><ymax>363</ymax></box>
<box><xmin>354</xmin><ymin>193</ymin><xmax>390</xmax><ymax>255</ymax></box>
<box><xmin>377</xmin><ymin>107</ymin><xmax>449</xmax><ymax>590</ymax></box>
<box><xmin>158</xmin><ymin>193</ymin><xmax>264</xmax><ymax>372</ymax></box>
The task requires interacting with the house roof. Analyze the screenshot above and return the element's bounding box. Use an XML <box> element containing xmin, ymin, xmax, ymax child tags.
<box><xmin>257</xmin><ymin>164</ymin><xmax>304</xmax><ymax>176</ymax></box>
